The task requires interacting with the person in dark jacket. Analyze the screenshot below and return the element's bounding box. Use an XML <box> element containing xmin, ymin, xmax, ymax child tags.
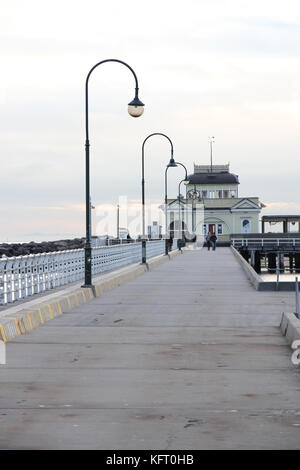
<box><xmin>168</xmin><ymin>233</ymin><xmax>174</xmax><ymax>251</ymax></box>
<box><xmin>205</xmin><ymin>232</ymin><xmax>211</xmax><ymax>251</ymax></box>
<box><xmin>210</xmin><ymin>232</ymin><xmax>217</xmax><ymax>251</ymax></box>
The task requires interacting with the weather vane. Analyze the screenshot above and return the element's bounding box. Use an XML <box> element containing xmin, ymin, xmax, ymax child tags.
<box><xmin>208</xmin><ymin>136</ymin><xmax>215</xmax><ymax>172</ymax></box>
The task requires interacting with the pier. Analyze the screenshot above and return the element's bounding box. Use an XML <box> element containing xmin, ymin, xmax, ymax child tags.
<box><xmin>0</xmin><ymin>247</ymin><xmax>299</xmax><ymax>450</ymax></box>
<box><xmin>3</xmin><ymin>0</ymin><xmax>300</xmax><ymax>452</ymax></box>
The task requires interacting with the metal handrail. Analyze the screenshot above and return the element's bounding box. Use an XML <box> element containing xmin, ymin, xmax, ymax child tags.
<box><xmin>232</xmin><ymin>238</ymin><xmax>300</xmax><ymax>248</ymax></box>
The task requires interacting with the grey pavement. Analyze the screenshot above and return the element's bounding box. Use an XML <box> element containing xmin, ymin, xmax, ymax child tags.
<box><xmin>0</xmin><ymin>247</ymin><xmax>300</xmax><ymax>449</ymax></box>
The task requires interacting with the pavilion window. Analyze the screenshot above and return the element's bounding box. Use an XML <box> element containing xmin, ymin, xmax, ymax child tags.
<box><xmin>209</xmin><ymin>190</ymin><xmax>215</xmax><ymax>199</ymax></box>
<box><xmin>223</xmin><ymin>190</ymin><xmax>229</xmax><ymax>198</ymax></box>
<box><xmin>217</xmin><ymin>224</ymin><xmax>223</xmax><ymax>235</ymax></box>
<box><xmin>231</xmin><ymin>190</ymin><xmax>236</xmax><ymax>198</ymax></box>
<box><xmin>202</xmin><ymin>190</ymin><xmax>208</xmax><ymax>198</ymax></box>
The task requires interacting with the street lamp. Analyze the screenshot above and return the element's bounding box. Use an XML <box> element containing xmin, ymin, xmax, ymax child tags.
<box><xmin>83</xmin><ymin>59</ymin><xmax>144</xmax><ymax>288</ymax></box>
<box><xmin>141</xmin><ymin>133</ymin><xmax>175</xmax><ymax>264</ymax></box>
<box><xmin>178</xmin><ymin>178</ymin><xmax>189</xmax><ymax>247</ymax></box>
<box><xmin>117</xmin><ymin>204</ymin><xmax>120</xmax><ymax>240</ymax></box>
<box><xmin>165</xmin><ymin>161</ymin><xmax>188</xmax><ymax>255</ymax></box>
<box><xmin>209</xmin><ymin>136</ymin><xmax>215</xmax><ymax>173</ymax></box>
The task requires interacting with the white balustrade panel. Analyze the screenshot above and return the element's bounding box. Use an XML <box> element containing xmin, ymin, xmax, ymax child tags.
<box><xmin>92</xmin><ymin>243</ymin><xmax>141</xmax><ymax>274</ymax></box>
<box><xmin>145</xmin><ymin>239</ymin><xmax>165</xmax><ymax>258</ymax></box>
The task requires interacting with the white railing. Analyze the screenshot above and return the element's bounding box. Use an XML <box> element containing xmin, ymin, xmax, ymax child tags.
<box><xmin>0</xmin><ymin>240</ymin><xmax>177</xmax><ymax>305</ymax></box>
<box><xmin>232</xmin><ymin>238</ymin><xmax>300</xmax><ymax>249</ymax></box>
<box><xmin>92</xmin><ymin>243</ymin><xmax>141</xmax><ymax>273</ymax></box>
<box><xmin>145</xmin><ymin>239</ymin><xmax>165</xmax><ymax>258</ymax></box>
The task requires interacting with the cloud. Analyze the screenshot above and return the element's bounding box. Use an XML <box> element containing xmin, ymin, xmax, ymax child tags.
<box><xmin>263</xmin><ymin>202</ymin><xmax>300</xmax><ymax>213</ymax></box>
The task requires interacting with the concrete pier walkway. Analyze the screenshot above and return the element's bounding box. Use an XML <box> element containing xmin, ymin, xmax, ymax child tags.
<box><xmin>0</xmin><ymin>247</ymin><xmax>299</xmax><ymax>449</ymax></box>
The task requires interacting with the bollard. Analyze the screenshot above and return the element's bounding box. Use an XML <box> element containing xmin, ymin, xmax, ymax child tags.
<box><xmin>0</xmin><ymin>340</ymin><xmax>6</xmax><ymax>365</ymax></box>
<box><xmin>289</xmin><ymin>254</ymin><xmax>294</xmax><ymax>274</ymax></box>
<box><xmin>276</xmin><ymin>267</ymin><xmax>280</xmax><ymax>291</ymax></box>
<box><xmin>254</xmin><ymin>251</ymin><xmax>261</xmax><ymax>273</ymax></box>
<box><xmin>142</xmin><ymin>239</ymin><xmax>146</xmax><ymax>264</ymax></box>
<box><xmin>268</xmin><ymin>253</ymin><xmax>276</xmax><ymax>273</ymax></box>
<box><xmin>295</xmin><ymin>277</ymin><xmax>299</xmax><ymax>319</ymax></box>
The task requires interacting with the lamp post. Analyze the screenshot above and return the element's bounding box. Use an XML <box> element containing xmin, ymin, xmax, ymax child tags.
<box><xmin>141</xmin><ymin>133</ymin><xmax>175</xmax><ymax>264</ymax></box>
<box><xmin>178</xmin><ymin>178</ymin><xmax>190</xmax><ymax>246</ymax></box>
<box><xmin>82</xmin><ymin>59</ymin><xmax>144</xmax><ymax>288</ymax></box>
<box><xmin>186</xmin><ymin>186</ymin><xmax>200</xmax><ymax>240</ymax></box>
<box><xmin>192</xmin><ymin>184</ymin><xmax>198</xmax><ymax>232</ymax></box>
<box><xmin>117</xmin><ymin>204</ymin><xmax>120</xmax><ymax>240</ymax></box>
<box><xmin>165</xmin><ymin>161</ymin><xmax>188</xmax><ymax>255</ymax></box>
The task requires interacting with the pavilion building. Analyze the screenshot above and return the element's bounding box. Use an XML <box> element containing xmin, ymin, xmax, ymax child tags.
<box><xmin>167</xmin><ymin>163</ymin><xmax>264</xmax><ymax>243</ymax></box>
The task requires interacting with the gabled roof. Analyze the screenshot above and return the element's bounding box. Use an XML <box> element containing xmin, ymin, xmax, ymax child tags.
<box><xmin>167</xmin><ymin>199</ymin><xmax>187</xmax><ymax>208</ymax></box>
<box><xmin>202</xmin><ymin>197</ymin><xmax>261</xmax><ymax>210</ymax></box>
<box><xmin>231</xmin><ymin>198</ymin><xmax>261</xmax><ymax>211</ymax></box>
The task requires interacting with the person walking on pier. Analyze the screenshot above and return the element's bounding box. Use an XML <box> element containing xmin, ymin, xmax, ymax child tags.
<box><xmin>205</xmin><ymin>232</ymin><xmax>211</xmax><ymax>251</ymax></box>
<box><xmin>167</xmin><ymin>233</ymin><xmax>174</xmax><ymax>251</ymax></box>
<box><xmin>210</xmin><ymin>232</ymin><xmax>217</xmax><ymax>251</ymax></box>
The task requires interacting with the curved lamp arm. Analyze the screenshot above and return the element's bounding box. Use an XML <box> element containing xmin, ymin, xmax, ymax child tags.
<box><xmin>86</xmin><ymin>59</ymin><xmax>144</xmax><ymax>141</ymax></box>
<box><xmin>142</xmin><ymin>132</ymin><xmax>174</xmax><ymax>198</ymax></box>
<box><xmin>173</xmin><ymin>161</ymin><xmax>188</xmax><ymax>181</ymax></box>
<box><xmin>165</xmin><ymin>161</ymin><xmax>188</xmax><ymax>204</ymax></box>
<box><xmin>178</xmin><ymin>178</ymin><xmax>187</xmax><ymax>200</ymax></box>
<box><xmin>142</xmin><ymin>133</ymin><xmax>174</xmax><ymax>160</ymax></box>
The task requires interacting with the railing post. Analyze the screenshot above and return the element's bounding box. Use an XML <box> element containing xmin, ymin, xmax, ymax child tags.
<box><xmin>6</xmin><ymin>258</ymin><xmax>14</xmax><ymax>303</ymax></box>
<box><xmin>13</xmin><ymin>258</ymin><xmax>21</xmax><ymax>301</ymax></box>
<box><xmin>37</xmin><ymin>254</ymin><xmax>44</xmax><ymax>293</ymax></box>
<box><xmin>26</xmin><ymin>256</ymin><xmax>33</xmax><ymax>296</ymax></box>
<box><xmin>0</xmin><ymin>259</ymin><xmax>6</xmax><ymax>305</ymax></box>
<box><xmin>276</xmin><ymin>253</ymin><xmax>280</xmax><ymax>291</ymax></box>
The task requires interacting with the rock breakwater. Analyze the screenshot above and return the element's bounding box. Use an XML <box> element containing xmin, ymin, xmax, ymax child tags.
<box><xmin>0</xmin><ymin>238</ymin><xmax>85</xmax><ymax>258</ymax></box>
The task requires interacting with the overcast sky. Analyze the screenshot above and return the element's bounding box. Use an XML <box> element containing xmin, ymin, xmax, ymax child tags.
<box><xmin>1</xmin><ymin>0</ymin><xmax>300</xmax><ymax>241</ymax></box>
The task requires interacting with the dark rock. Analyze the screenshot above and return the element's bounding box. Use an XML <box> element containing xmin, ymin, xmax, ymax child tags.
<box><xmin>0</xmin><ymin>238</ymin><xmax>88</xmax><ymax>257</ymax></box>
<box><xmin>11</xmin><ymin>244</ymin><xmax>20</xmax><ymax>250</ymax></box>
<box><xmin>0</xmin><ymin>248</ymin><xmax>14</xmax><ymax>257</ymax></box>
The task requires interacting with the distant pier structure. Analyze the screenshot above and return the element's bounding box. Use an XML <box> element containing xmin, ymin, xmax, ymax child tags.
<box><xmin>261</xmin><ymin>215</ymin><xmax>300</xmax><ymax>234</ymax></box>
<box><xmin>232</xmin><ymin>222</ymin><xmax>300</xmax><ymax>275</ymax></box>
